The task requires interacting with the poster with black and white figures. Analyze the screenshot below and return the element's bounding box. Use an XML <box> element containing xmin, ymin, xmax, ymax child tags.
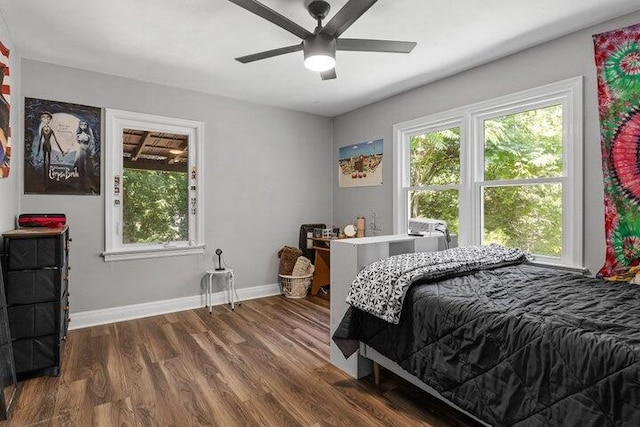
<box><xmin>24</xmin><ymin>98</ymin><xmax>101</xmax><ymax>195</ymax></box>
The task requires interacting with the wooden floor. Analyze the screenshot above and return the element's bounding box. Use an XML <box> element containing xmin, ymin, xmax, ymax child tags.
<box><xmin>1</xmin><ymin>294</ymin><xmax>480</xmax><ymax>426</ymax></box>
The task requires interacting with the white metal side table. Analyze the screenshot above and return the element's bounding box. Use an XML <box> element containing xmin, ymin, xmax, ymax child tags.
<box><xmin>205</xmin><ymin>269</ymin><xmax>240</xmax><ymax>313</ymax></box>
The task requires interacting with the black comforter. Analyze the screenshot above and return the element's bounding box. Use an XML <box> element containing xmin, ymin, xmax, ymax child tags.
<box><xmin>333</xmin><ymin>263</ymin><xmax>640</xmax><ymax>426</ymax></box>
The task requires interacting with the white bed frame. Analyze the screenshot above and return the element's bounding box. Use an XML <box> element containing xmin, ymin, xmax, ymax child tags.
<box><xmin>360</xmin><ymin>343</ymin><xmax>489</xmax><ymax>426</ymax></box>
<box><xmin>330</xmin><ymin>234</ymin><xmax>488</xmax><ymax>426</ymax></box>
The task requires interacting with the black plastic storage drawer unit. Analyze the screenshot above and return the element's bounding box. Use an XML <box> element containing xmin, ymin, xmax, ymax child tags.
<box><xmin>2</xmin><ymin>226</ymin><xmax>70</xmax><ymax>380</ymax></box>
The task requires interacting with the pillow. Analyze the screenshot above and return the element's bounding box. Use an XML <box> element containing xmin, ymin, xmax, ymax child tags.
<box><xmin>605</xmin><ymin>265</ymin><xmax>640</xmax><ymax>283</ymax></box>
<box><xmin>292</xmin><ymin>256</ymin><xmax>314</xmax><ymax>277</ymax></box>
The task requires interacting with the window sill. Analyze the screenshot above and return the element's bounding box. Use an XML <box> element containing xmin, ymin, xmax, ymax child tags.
<box><xmin>102</xmin><ymin>245</ymin><xmax>205</xmax><ymax>262</ymax></box>
<box><xmin>529</xmin><ymin>260</ymin><xmax>589</xmax><ymax>275</ymax></box>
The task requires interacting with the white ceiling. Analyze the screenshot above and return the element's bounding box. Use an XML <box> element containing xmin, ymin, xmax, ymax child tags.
<box><xmin>1</xmin><ymin>0</ymin><xmax>639</xmax><ymax>117</ymax></box>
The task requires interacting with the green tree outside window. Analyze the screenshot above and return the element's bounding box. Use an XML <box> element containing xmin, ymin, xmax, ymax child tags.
<box><xmin>409</xmin><ymin>105</ymin><xmax>563</xmax><ymax>256</ymax></box>
<box><xmin>122</xmin><ymin>169</ymin><xmax>189</xmax><ymax>244</ymax></box>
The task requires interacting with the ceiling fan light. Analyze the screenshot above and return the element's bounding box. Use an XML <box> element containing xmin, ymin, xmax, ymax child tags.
<box><xmin>304</xmin><ymin>54</ymin><xmax>335</xmax><ymax>72</ymax></box>
<box><xmin>303</xmin><ymin>33</ymin><xmax>336</xmax><ymax>72</ymax></box>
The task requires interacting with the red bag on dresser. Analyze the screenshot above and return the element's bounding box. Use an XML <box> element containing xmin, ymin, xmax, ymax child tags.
<box><xmin>18</xmin><ymin>213</ymin><xmax>66</xmax><ymax>228</ymax></box>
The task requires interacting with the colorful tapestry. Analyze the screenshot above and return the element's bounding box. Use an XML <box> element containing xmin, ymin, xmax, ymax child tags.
<box><xmin>593</xmin><ymin>23</ymin><xmax>640</xmax><ymax>278</ymax></box>
<box><xmin>0</xmin><ymin>42</ymin><xmax>10</xmax><ymax>178</ymax></box>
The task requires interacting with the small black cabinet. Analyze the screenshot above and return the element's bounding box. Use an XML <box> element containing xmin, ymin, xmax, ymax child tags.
<box><xmin>0</xmin><ymin>258</ymin><xmax>18</xmax><ymax>420</ymax></box>
<box><xmin>2</xmin><ymin>226</ymin><xmax>70</xmax><ymax>380</ymax></box>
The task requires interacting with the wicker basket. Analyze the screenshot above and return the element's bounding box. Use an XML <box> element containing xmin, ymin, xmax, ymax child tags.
<box><xmin>279</xmin><ymin>274</ymin><xmax>313</xmax><ymax>299</ymax></box>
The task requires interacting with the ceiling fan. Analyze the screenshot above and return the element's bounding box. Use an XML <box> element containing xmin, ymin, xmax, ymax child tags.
<box><xmin>227</xmin><ymin>0</ymin><xmax>417</xmax><ymax>80</ymax></box>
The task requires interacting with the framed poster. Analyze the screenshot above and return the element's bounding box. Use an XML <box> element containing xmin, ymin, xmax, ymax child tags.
<box><xmin>0</xmin><ymin>42</ymin><xmax>10</xmax><ymax>178</ymax></box>
<box><xmin>338</xmin><ymin>139</ymin><xmax>383</xmax><ymax>188</ymax></box>
<box><xmin>24</xmin><ymin>98</ymin><xmax>101</xmax><ymax>195</ymax></box>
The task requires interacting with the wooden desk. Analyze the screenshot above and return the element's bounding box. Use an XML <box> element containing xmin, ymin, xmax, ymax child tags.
<box><xmin>310</xmin><ymin>237</ymin><xmax>333</xmax><ymax>295</ymax></box>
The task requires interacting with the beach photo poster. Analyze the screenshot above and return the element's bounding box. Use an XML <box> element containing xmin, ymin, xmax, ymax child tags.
<box><xmin>24</xmin><ymin>98</ymin><xmax>101</xmax><ymax>195</ymax></box>
<box><xmin>338</xmin><ymin>139</ymin><xmax>383</xmax><ymax>188</ymax></box>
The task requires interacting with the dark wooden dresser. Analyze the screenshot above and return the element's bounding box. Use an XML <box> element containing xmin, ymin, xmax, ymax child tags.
<box><xmin>1</xmin><ymin>226</ymin><xmax>70</xmax><ymax>380</ymax></box>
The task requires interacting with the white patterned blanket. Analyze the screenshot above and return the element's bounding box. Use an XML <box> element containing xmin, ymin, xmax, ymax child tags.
<box><xmin>346</xmin><ymin>244</ymin><xmax>530</xmax><ymax>324</ymax></box>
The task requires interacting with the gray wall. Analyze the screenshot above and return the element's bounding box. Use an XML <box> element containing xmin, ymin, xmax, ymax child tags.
<box><xmin>0</xmin><ymin>21</ymin><xmax>19</xmax><ymax>235</ymax></box>
<box><xmin>21</xmin><ymin>60</ymin><xmax>333</xmax><ymax>313</ymax></box>
<box><xmin>332</xmin><ymin>10</ymin><xmax>640</xmax><ymax>275</ymax></box>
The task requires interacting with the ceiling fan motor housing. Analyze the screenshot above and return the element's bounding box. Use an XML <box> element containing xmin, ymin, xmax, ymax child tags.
<box><xmin>304</xmin><ymin>33</ymin><xmax>336</xmax><ymax>59</ymax></box>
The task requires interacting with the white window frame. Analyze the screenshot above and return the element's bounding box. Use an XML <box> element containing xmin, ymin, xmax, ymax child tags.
<box><xmin>103</xmin><ymin>109</ymin><xmax>205</xmax><ymax>262</ymax></box>
<box><xmin>393</xmin><ymin>77</ymin><xmax>583</xmax><ymax>269</ymax></box>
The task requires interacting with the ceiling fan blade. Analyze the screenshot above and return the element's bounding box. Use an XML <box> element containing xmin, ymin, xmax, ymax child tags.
<box><xmin>235</xmin><ymin>44</ymin><xmax>303</xmax><ymax>63</ymax></box>
<box><xmin>320</xmin><ymin>68</ymin><xmax>337</xmax><ymax>80</ymax></box>
<box><xmin>337</xmin><ymin>38</ymin><xmax>416</xmax><ymax>53</ymax></box>
<box><xmin>227</xmin><ymin>0</ymin><xmax>311</xmax><ymax>40</ymax></box>
<box><xmin>321</xmin><ymin>0</ymin><xmax>378</xmax><ymax>38</ymax></box>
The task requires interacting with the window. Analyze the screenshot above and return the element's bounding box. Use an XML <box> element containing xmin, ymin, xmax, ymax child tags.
<box><xmin>103</xmin><ymin>109</ymin><xmax>205</xmax><ymax>261</ymax></box>
<box><xmin>408</xmin><ymin>123</ymin><xmax>462</xmax><ymax>236</ymax></box>
<box><xmin>481</xmin><ymin>105</ymin><xmax>563</xmax><ymax>257</ymax></box>
<box><xmin>394</xmin><ymin>77</ymin><xmax>583</xmax><ymax>268</ymax></box>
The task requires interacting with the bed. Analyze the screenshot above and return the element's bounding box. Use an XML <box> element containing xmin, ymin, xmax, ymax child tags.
<box><xmin>331</xmin><ymin>244</ymin><xmax>640</xmax><ymax>426</ymax></box>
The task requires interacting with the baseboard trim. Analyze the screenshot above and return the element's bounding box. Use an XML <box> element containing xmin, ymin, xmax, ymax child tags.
<box><xmin>69</xmin><ymin>283</ymin><xmax>282</xmax><ymax>330</ymax></box>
